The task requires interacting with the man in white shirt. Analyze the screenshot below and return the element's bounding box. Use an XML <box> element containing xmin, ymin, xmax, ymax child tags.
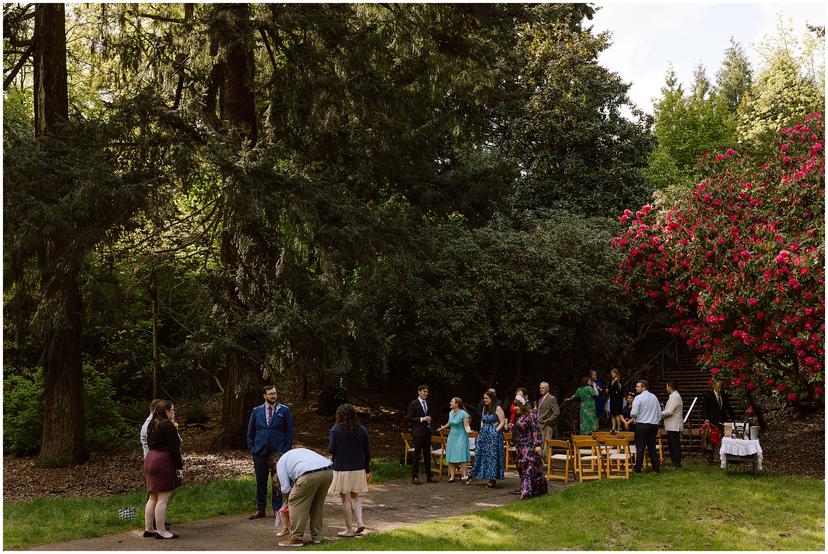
<box><xmin>273</xmin><ymin>448</ymin><xmax>333</xmax><ymax>547</ymax></box>
<box><xmin>629</xmin><ymin>380</ymin><xmax>661</xmax><ymax>473</ymax></box>
<box><xmin>662</xmin><ymin>380</ymin><xmax>684</xmax><ymax>469</ymax></box>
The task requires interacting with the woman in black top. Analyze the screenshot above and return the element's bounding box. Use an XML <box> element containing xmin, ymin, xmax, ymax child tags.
<box><xmin>608</xmin><ymin>369</ymin><xmax>624</xmax><ymax>432</ymax></box>
<box><xmin>328</xmin><ymin>403</ymin><xmax>371</xmax><ymax>537</ymax></box>
<box><xmin>621</xmin><ymin>393</ymin><xmax>637</xmax><ymax>432</ymax></box>
<box><xmin>143</xmin><ymin>400</ymin><xmax>183</xmax><ymax>539</ymax></box>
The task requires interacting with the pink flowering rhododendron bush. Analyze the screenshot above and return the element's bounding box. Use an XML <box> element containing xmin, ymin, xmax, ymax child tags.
<box><xmin>612</xmin><ymin>114</ymin><xmax>824</xmax><ymax>406</ymax></box>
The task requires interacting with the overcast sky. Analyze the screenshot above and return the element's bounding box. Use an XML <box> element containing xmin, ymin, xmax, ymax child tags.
<box><xmin>589</xmin><ymin>2</ymin><xmax>826</xmax><ymax>115</ymax></box>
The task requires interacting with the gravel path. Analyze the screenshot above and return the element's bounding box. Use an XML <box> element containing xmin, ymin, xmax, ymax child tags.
<box><xmin>30</xmin><ymin>472</ymin><xmax>568</xmax><ymax>551</ymax></box>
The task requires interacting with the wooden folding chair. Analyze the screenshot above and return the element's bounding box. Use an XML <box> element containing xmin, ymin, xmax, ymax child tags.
<box><xmin>571</xmin><ymin>437</ymin><xmax>603</xmax><ymax>482</ymax></box>
<box><xmin>592</xmin><ymin>432</ymin><xmax>615</xmax><ymax>457</ymax></box>
<box><xmin>617</xmin><ymin>431</ymin><xmax>636</xmax><ymax>462</ymax></box>
<box><xmin>641</xmin><ymin>430</ymin><xmax>665</xmax><ymax>469</ymax></box>
<box><xmin>503</xmin><ymin>432</ymin><xmax>516</xmax><ymax>470</ymax></box>
<box><xmin>603</xmin><ymin>437</ymin><xmax>632</xmax><ymax>479</ymax></box>
<box><xmin>400</xmin><ymin>433</ymin><xmax>415</xmax><ymax>466</ymax></box>
<box><xmin>546</xmin><ymin>439</ymin><xmax>571</xmax><ymax>482</ymax></box>
<box><xmin>571</xmin><ymin>435</ymin><xmax>596</xmax><ymax>457</ymax></box>
<box><xmin>430</xmin><ymin>435</ymin><xmax>446</xmax><ymax>475</ymax></box>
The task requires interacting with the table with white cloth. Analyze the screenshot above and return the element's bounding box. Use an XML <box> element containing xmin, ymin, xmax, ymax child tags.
<box><xmin>719</xmin><ymin>437</ymin><xmax>763</xmax><ymax>472</ymax></box>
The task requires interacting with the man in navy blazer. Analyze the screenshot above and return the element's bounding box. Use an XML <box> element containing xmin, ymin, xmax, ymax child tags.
<box><xmin>247</xmin><ymin>385</ymin><xmax>294</xmax><ymax>519</ymax></box>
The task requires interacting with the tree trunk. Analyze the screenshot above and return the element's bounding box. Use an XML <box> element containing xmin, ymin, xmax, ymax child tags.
<box><xmin>148</xmin><ymin>269</ymin><xmax>160</xmax><ymax>399</ymax></box>
<box><xmin>34</xmin><ymin>3</ymin><xmax>88</xmax><ymax>468</ymax></box>
<box><xmin>211</xmin><ymin>3</ymin><xmax>261</xmax><ymax>450</ymax></box>
<box><xmin>33</xmin><ymin>4</ymin><xmax>68</xmax><ymax>139</ymax></box>
<box><xmin>744</xmin><ymin>388</ymin><xmax>767</xmax><ymax>431</ymax></box>
<box><xmin>38</xmin><ymin>269</ymin><xmax>88</xmax><ymax>467</ymax></box>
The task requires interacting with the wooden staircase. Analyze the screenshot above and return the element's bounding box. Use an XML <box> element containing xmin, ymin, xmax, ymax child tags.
<box><xmin>647</xmin><ymin>352</ymin><xmax>747</xmax><ymax>450</ymax></box>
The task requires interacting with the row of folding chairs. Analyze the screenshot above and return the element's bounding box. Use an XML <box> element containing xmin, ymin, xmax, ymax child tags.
<box><xmin>403</xmin><ymin>429</ymin><xmax>666</xmax><ymax>479</ymax></box>
<box><xmin>546</xmin><ymin>431</ymin><xmax>666</xmax><ymax>482</ymax></box>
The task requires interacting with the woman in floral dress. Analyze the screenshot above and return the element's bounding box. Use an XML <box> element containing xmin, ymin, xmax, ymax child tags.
<box><xmin>567</xmin><ymin>376</ymin><xmax>598</xmax><ymax>435</ymax></box>
<box><xmin>467</xmin><ymin>390</ymin><xmax>505</xmax><ymax>488</ymax></box>
<box><xmin>511</xmin><ymin>396</ymin><xmax>548</xmax><ymax>499</ymax></box>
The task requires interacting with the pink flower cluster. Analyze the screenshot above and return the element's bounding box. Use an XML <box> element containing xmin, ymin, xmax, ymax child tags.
<box><xmin>611</xmin><ymin>115</ymin><xmax>825</xmax><ymax>404</ymax></box>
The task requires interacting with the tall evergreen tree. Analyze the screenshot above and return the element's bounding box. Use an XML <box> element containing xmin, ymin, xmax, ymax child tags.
<box><xmin>716</xmin><ymin>38</ymin><xmax>753</xmax><ymax>113</ymax></box>
<box><xmin>737</xmin><ymin>51</ymin><xmax>823</xmax><ymax>154</ymax></box>
<box><xmin>30</xmin><ymin>2</ymin><xmax>89</xmax><ymax>468</ymax></box>
<box><xmin>690</xmin><ymin>62</ymin><xmax>711</xmax><ymax>100</ymax></box>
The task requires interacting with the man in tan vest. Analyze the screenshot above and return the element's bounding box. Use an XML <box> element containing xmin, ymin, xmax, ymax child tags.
<box><xmin>536</xmin><ymin>381</ymin><xmax>560</xmax><ymax>457</ymax></box>
<box><xmin>662</xmin><ymin>380</ymin><xmax>684</xmax><ymax>468</ymax></box>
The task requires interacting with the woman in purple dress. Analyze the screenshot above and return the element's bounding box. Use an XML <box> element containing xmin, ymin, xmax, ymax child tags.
<box><xmin>511</xmin><ymin>396</ymin><xmax>548</xmax><ymax>499</ymax></box>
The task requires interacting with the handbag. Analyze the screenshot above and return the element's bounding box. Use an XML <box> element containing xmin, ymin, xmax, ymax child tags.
<box><xmin>709</xmin><ymin>424</ymin><xmax>721</xmax><ymax>447</ymax></box>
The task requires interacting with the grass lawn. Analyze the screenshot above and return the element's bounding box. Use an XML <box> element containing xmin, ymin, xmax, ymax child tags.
<box><xmin>314</xmin><ymin>462</ymin><xmax>825</xmax><ymax>551</ymax></box>
<box><xmin>3</xmin><ymin>458</ymin><xmax>409</xmax><ymax>549</ymax></box>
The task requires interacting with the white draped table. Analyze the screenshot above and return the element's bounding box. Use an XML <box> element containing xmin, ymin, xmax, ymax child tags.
<box><xmin>719</xmin><ymin>437</ymin><xmax>763</xmax><ymax>471</ymax></box>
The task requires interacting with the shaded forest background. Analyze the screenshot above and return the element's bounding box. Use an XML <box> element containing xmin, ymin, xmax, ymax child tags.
<box><xmin>3</xmin><ymin>4</ymin><xmax>824</xmax><ymax>467</ymax></box>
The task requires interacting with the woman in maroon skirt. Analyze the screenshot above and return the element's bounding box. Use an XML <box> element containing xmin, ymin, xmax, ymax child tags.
<box><xmin>144</xmin><ymin>400</ymin><xmax>183</xmax><ymax>539</ymax></box>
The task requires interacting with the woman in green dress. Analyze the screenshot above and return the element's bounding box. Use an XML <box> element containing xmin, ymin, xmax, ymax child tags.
<box><xmin>437</xmin><ymin>397</ymin><xmax>471</xmax><ymax>482</ymax></box>
<box><xmin>567</xmin><ymin>376</ymin><xmax>599</xmax><ymax>434</ymax></box>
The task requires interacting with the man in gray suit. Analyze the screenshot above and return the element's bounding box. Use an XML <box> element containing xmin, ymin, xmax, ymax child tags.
<box><xmin>536</xmin><ymin>381</ymin><xmax>560</xmax><ymax>457</ymax></box>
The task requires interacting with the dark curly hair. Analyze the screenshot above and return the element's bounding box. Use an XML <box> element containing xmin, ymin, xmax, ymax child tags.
<box><xmin>335</xmin><ymin>403</ymin><xmax>361</xmax><ymax>436</ymax></box>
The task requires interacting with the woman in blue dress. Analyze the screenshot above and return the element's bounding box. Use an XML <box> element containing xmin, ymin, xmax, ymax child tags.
<box><xmin>437</xmin><ymin>397</ymin><xmax>471</xmax><ymax>482</ymax></box>
<box><xmin>467</xmin><ymin>390</ymin><xmax>506</xmax><ymax>488</ymax></box>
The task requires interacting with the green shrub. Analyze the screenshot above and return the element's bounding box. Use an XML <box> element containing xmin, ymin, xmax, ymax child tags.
<box><xmin>2</xmin><ymin>365</ymin><xmax>134</xmax><ymax>456</ymax></box>
<box><xmin>3</xmin><ymin>368</ymin><xmax>45</xmax><ymax>456</ymax></box>
<box><xmin>82</xmin><ymin>365</ymin><xmax>133</xmax><ymax>451</ymax></box>
<box><xmin>181</xmin><ymin>401</ymin><xmax>209</xmax><ymax>424</ymax></box>
<box><xmin>118</xmin><ymin>398</ymin><xmax>152</xmax><ymax>426</ymax></box>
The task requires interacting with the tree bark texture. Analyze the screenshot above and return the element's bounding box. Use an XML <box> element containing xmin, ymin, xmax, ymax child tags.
<box><xmin>211</xmin><ymin>3</ymin><xmax>261</xmax><ymax>449</ymax></box>
<box><xmin>38</xmin><ymin>269</ymin><xmax>88</xmax><ymax>467</ymax></box>
<box><xmin>149</xmin><ymin>269</ymin><xmax>160</xmax><ymax>399</ymax></box>
<box><xmin>33</xmin><ymin>3</ymin><xmax>88</xmax><ymax>468</ymax></box>
<box><xmin>33</xmin><ymin>4</ymin><xmax>68</xmax><ymax>139</ymax></box>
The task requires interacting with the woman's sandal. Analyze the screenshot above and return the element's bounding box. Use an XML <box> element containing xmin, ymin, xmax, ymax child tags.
<box><xmin>355</xmin><ymin>526</ymin><xmax>365</xmax><ymax>534</ymax></box>
<box><xmin>337</xmin><ymin>530</ymin><xmax>356</xmax><ymax>537</ymax></box>
<box><xmin>447</xmin><ymin>478</ymin><xmax>456</xmax><ymax>483</ymax></box>
<box><xmin>155</xmin><ymin>533</ymin><xmax>179</xmax><ymax>540</ymax></box>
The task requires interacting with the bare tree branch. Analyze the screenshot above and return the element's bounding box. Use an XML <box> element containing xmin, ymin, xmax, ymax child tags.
<box><xmin>4</xmin><ymin>42</ymin><xmax>34</xmax><ymax>90</ymax></box>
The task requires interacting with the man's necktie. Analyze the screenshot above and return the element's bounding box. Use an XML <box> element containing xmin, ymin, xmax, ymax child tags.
<box><xmin>267</xmin><ymin>405</ymin><xmax>273</xmax><ymax>427</ymax></box>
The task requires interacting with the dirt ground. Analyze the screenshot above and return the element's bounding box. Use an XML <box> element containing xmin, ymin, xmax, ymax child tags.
<box><xmin>29</xmin><ymin>471</ymin><xmax>558</xmax><ymax>551</ymax></box>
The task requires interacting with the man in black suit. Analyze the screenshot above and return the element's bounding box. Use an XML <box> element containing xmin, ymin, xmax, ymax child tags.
<box><xmin>406</xmin><ymin>384</ymin><xmax>438</xmax><ymax>485</ymax></box>
<box><xmin>703</xmin><ymin>380</ymin><xmax>736</xmax><ymax>463</ymax></box>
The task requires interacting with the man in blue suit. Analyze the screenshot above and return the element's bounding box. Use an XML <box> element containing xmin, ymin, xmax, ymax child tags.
<box><xmin>247</xmin><ymin>385</ymin><xmax>294</xmax><ymax>519</ymax></box>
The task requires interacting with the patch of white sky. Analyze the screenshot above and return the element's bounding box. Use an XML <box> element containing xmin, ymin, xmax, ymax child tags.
<box><xmin>589</xmin><ymin>2</ymin><xmax>827</xmax><ymax>115</ymax></box>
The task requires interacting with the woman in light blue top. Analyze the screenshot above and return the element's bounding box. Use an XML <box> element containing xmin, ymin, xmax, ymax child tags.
<box><xmin>437</xmin><ymin>397</ymin><xmax>471</xmax><ymax>482</ymax></box>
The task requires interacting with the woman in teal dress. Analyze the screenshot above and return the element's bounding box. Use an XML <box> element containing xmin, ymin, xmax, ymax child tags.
<box><xmin>567</xmin><ymin>376</ymin><xmax>598</xmax><ymax>434</ymax></box>
<box><xmin>437</xmin><ymin>397</ymin><xmax>471</xmax><ymax>482</ymax></box>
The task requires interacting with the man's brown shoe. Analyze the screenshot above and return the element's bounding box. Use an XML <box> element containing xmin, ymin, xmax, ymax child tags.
<box><xmin>426</xmin><ymin>477</ymin><xmax>439</xmax><ymax>483</ymax></box>
<box><xmin>248</xmin><ymin>511</ymin><xmax>266</xmax><ymax>520</ymax></box>
<box><xmin>278</xmin><ymin>539</ymin><xmax>305</xmax><ymax>547</ymax></box>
